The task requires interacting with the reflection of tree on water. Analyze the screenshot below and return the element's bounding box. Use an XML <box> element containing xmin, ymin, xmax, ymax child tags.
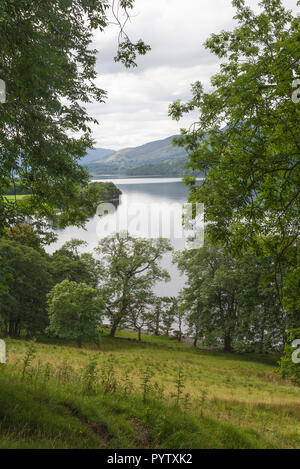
<box><xmin>117</xmin><ymin>181</ymin><xmax>189</xmax><ymax>201</ymax></box>
<box><xmin>83</xmin><ymin>182</ymin><xmax>121</xmax><ymax>217</ymax></box>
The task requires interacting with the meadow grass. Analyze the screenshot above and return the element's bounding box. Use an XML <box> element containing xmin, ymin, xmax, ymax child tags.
<box><xmin>3</xmin><ymin>195</ymin><xmax>30</xmax><ymax>202</ymax></box>
<box><xmin>0</xmin><ymin>331</ymin><xmax>299</xmax><ymax>449</ymax></box>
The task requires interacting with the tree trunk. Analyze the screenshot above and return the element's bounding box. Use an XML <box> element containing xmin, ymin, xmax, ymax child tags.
<box><xmin>259</xmin><ymin>329</ymin><xmax>264</xmax><ymax>354</ymax></box>
<box><xmin>9</xmin><ymin>320</ymin><xmax>14</xmax><ymax>338</ymax></box>
<box><xmin>178</xmin><ymin>317</ymin><xmax>182</xmax><ymax>341</ymax></box>
<box><xmin>77</xmin><ymin>336</ymin><xmax>82</xmax><ymax>348</ymax></box>
<box><xmin>138</xmin><ymin>328</ymin><xmax>142</xmax><ymax>342</ymax></box>
<box><xmin>110</xmin><ymin>323</ymin><xmax>118</xmax><ymax>337</ymax></box>
<box><xmin>14</xmin><ymin>320</ymin><xmax>20</xmax><ymax>338</ymax></box>
<box><xmin>154</xmin><ymin>313</ymin><xmax>160</xmax><ymax>335</ymax></box>
<box><xmin>193</xmin><ymin>336</ymin><xmax>198</xmax><ymax>347</ymax></box>
<box><xmin>224</xmin><ymin>333</ymin><xmax>232</xmax><ymax>352</ymax></box>
<box><xmin>9</xmin><ymin>320</ymin><xmax>19</xmax><ymax>338</ymax></box>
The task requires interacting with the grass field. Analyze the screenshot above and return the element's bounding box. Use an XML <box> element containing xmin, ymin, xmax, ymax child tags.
<box><xmin>0</xmin><ymin>330</ymin><xmax>299</xmax><ymax>449</ymax></box>
<box><xmin>3</xmin><ymin>195</ymin><xmax>29</xmax><ymax>201</ymax></box>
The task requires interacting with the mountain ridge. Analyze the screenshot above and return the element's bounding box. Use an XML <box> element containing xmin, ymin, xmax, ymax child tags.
<box><xmin>80</xmin><ymin>148</ymin><xmax>116</xmax><ymax>165</ymax></box>
<box><xmin>106</xmin><ymin>135</ymin><xmax>187</xmax><ymax>165</ymax></box>
<box><xmin>81</xmin><ymin>135</ymin><xmax>191</xmax><ymax>176</ymax></box>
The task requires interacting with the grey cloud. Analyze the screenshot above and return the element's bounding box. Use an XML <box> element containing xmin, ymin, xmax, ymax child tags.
<box><xmin>87</xmin><ymin>0</ymin><xmax>298</xmax><ymax>149</ymax></box>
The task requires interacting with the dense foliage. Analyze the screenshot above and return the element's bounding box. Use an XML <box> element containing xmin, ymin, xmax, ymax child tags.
<box><xmin>175</xmin><ymin>244</ymin><xmax>294</xmax><ymax>352</ymax></box>
<box><xmin>0</xmin><ymin>0</ymin><xmax>149</xmax><ymax>235</ymax></box>
<box><xmin>169</xmin><ymin>0</ymin><xmax>300</xmax><ymax>377</ymax></box>
<box><xmin>170</xmin><ymin>0</ymin><xmax>299</xmax><ymax>253</ymax></box>
<box><xmin>95</xmin><ymin>232</ymin><xmax>172</xmax><ymax>337</ymax></box>
<box><xmin>0</xmin><ymin>238</ymin><xmax>50</xmax><ymax>337</ymax></box>
<box><xmin>47</xmin><ymin>280</ymin><xmax>104</xmax><ymax>347</ymax></box>
<box><xmin>79</xmin><ymin>182</ymin><xmax>122</xmax><ymax>218</ymax></box>
<box><xmin>0</xmin><ymin>232</ymin><xmax>176</xmax><ymax>343</ymax></box>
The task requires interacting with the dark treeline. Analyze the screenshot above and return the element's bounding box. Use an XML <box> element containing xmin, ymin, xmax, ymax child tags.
<box><xmin>176</xmin><ymin>244</ymin><xmax>299</xmax><ymax>353</ymax></box>
<box><xmin>1</xmin><ymin>224</ymin><xmax>298</xmax><ymax>356</ymax></box>
<box><xmin>0</xmin><ymin>221</ymin><xmax>299</xmax><ymax>383</ymax></box>
<box><xmin>0</xmin><ymin>228</ymin><xmax>174</xmax><ymax>344</ymax></box>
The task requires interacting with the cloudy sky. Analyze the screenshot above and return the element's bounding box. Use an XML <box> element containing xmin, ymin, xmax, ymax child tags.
<box><xmin>88</xmin><ymin>0</ymin><xmax>298</xmax><ymax>150</ymax></box>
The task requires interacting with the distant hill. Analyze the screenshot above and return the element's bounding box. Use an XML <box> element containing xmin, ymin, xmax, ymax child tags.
<box><xmin>80</xmin><ymin>148</ymin><xmax>115</xmax><ymax>166</ymax></box>
<box><xmin>85</xmin><ymin>135</ymin><xmax>191</xmax><ymax>177</ymax></box>
<box><xmin>106</xmin><ymin>135</ymin><xmax>187</xmax><ymax>165</ymax></box>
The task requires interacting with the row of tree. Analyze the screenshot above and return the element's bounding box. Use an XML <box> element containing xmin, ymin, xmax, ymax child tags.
<box><xmin>1</xmin><ymin>222</ymin><xmax>298</xmax><ymax>354</ymax></box>
<box><xmin>0</xmin><ymin>227</ymin><xmax>178</xmax><ymax>345</ymax></box>
<box><xmin>176</xmin><ymin>244</ymin><xmax>298</xmax><ymax>352</ymax></box>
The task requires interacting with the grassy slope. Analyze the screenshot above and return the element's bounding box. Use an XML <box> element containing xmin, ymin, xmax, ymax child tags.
<box><xmin>0</xmin><ymin>332</ymin><xmax>299</xmax><ymax>449</ymax></box>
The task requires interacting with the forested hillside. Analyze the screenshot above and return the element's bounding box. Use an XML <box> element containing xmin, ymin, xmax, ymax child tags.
<box><xmin>85</xmin><ymin>136</ymin><xmax>192</xmax><ymax>177</ymax></box>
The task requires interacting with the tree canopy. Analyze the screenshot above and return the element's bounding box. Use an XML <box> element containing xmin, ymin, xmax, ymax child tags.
<box><xmin>95</xmin><ymin>232</ymin><xmax>172</xmax><ymax>337</ymax></box>
<box><xmin>169</xmin><ymin>0</ymin><xmax>300</xmax><ymax>258</ymax></box>
<box><xmin>169</xmin><ymin>0</ymin><xmax>300</xmax><ymax>356</ymax></box>
<box><xmin>175</xmin><ymin>244</ymin><xmax>292</xmax><ymax>352</ymax></box>
<box><xmin>0</xmin><ymin>0</ymin><xmax>149</xmax><ymax>235</ymax></box>
<box><xmin>47</xmin><ymin>279</ymin><xmax>104</xmax><ymax>347</ymax></box>
<box><xmin>0</xmin><ymin>238</ymin><xmax>51</xmax><ymax>337</ymax></box>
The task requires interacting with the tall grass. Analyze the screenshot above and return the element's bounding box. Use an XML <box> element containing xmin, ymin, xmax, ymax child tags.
<box><xmin>0</xmin><ymin>334</ymin><xmax>299</xmax><ymax>449</ymax></box>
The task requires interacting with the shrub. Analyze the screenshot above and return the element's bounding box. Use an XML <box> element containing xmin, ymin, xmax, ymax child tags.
<box><xmin>278</xmin><ymin>329</ymin><xmax>300</xmax><ymax>385</ymax></box>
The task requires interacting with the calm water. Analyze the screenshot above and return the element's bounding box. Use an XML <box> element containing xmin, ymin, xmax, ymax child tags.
<box><xmin>47</xmin><ymin>178</ymin><xmax>196</xmax><ymax>296</ymax></box>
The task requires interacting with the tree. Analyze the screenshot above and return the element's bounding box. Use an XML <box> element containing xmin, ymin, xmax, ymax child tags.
<box><xmin>47</xmin><ymin>280</ymin><xmax>104</xmax><ymax>347</ymax></box>
<box><xmin>5</xmin><ymin>223</ymin><xmax>42</xmax><ymax>250</ymax></box>
<box><xmin>49</xmin><ymin>239</ymin><xmax>100</xmax><ymax>288</ymax></box>
<box><xmin>95</xmin><ymin>232</ymin><xmax>172</xmax><ymax>337</ymax></box>
<box><xmin>169</xmin><ymin>0</ymin><xmax>300</xmax><ymax>309</ymax></box>
<box><xmin>176</xmin><ymin>243</ymin><xmax>293</xmax><ymax>352</ymax></box>
<box><xmin>127</xmin><ymin>291</ymin><xmax>153</xmax><ymax>341</ymax></box>
<box><xmin>80</xmin><ymin>182</ymin><xmax>122</xmax><ymax>218</ymax></box>
<box><xmin>278</xmin><ymin>328</ymin><xmax>300</xmax><ymax>385</ymax></box>
<box><xmin>181</xmin><ymin>293</ymin><xmax>204</xmax><ymax>347</ymax></box>
<box><xmin>282</xmin><ymin>244</ymin><xmax>300</xmax><ymax>325</ymax></box>
<box><xmin>235</xmin><ymin>251</ymin><xmax>289</xmax><ymax>352</ymax></box>
<box><xmin>147</xmin><ymin>297</ymin><xmax>167</xmax><ymax>336</ymax></box>
<box><xmin>169</xmin><ymin>0</ymin><xmax>300</xmax><ymax>357</ymax></box>
<box><xmin>0</xmin><ymin>0</ymin><xmax>149</xmax><ymax>234</ymax></box>
<box><xmin>172</xmin><ymin>300</ymin><xmax>185</xmax><ymax>342</ymax></box>
<box><xmin>161</xmin><ymin>297</ymin><xmax>177</xmax><ymax>336</ymax></box>
<box><xmin>0</xmin><ymin>239</ymin><xmax>51</xmax><ymax>337</ymax></box>
<box><xmin>175</xmin><ymin>246</ymin><xmax>240</xmax><ymax>352</ymax></box>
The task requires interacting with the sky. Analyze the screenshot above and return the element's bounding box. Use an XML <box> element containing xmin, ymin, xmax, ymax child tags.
<box><xmin>88</xmin><ymin>0</ymin><xmax>298</xmax><ymax>150</ymax></box>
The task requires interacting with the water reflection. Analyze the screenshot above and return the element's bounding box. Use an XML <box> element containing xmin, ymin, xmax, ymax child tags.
<box><xmin>47</xmin><ymin>178</ymin><xmax>197</xmax><ymax>296</ymax></box>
